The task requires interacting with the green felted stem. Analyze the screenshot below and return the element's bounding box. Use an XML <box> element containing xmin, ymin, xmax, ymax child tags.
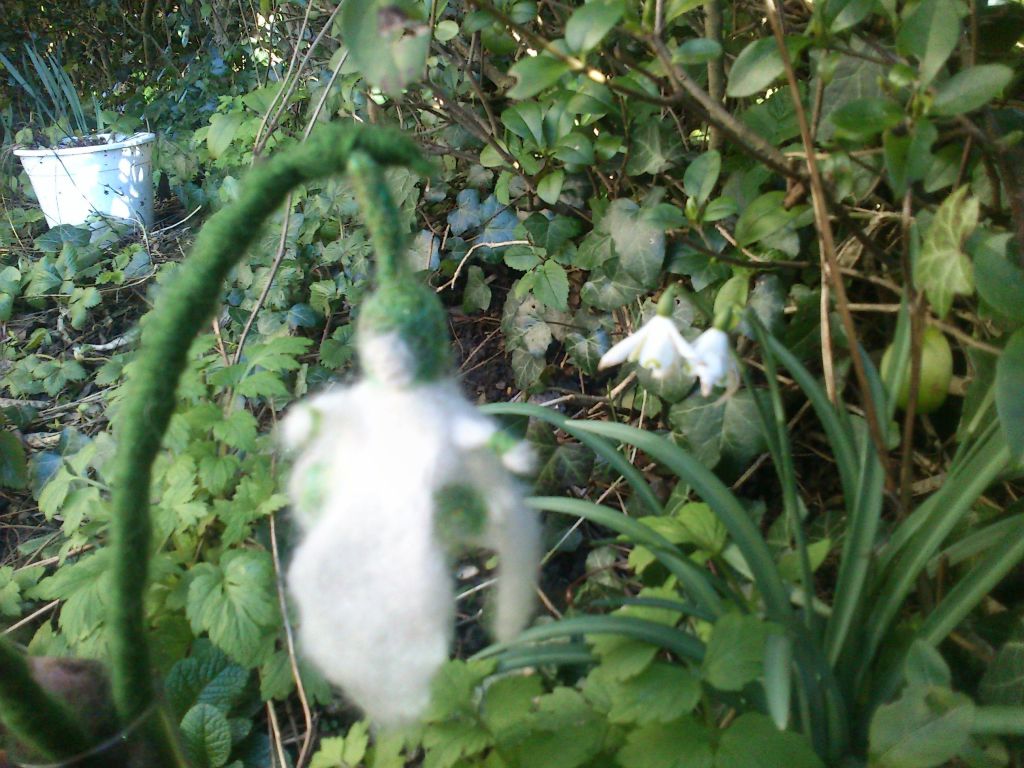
<box><xmin>347</xmin><ymin>150</ymin><xmax>451</xmax><ymax>382</ymax></box>
<box><xmin>357</xmin><ymin>278</ymin><xmax>451</xmax><ymax>382</ymax></box>
<box><xmin>0</xmin><ymin>637</ymin><xmax>93</xmax><ymax>762</ymax></box>
<box><xmin>107</xmin><ymin>123</ymin><xmax>429</xmax><ymax>745</ymax></box>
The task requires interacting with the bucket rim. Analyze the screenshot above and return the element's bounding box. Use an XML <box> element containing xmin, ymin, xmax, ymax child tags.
<box><xmin>14</xmin><ymin>132</ymin><xmax>156</xmax><ymax>158</ymax></box>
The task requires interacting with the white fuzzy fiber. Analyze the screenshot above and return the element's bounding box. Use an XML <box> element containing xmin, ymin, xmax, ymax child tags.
<box><xmin>283</xmin><ymin>338</ymin><xmax>540</xmax><ymax>727</ymax></box>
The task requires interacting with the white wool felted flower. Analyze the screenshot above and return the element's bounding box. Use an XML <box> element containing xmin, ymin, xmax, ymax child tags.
<box><xmin>283</xmin><ymin>334</ymin><xmax>540</xmax><ymax>727</ymax></box>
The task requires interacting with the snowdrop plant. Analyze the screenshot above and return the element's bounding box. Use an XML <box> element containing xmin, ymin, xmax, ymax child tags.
<box><xmin>281</xmin><ymin>154</ymin><xmax>540</xmax><ymax>727</ymax></box>
<box><xmin>599</xmin><ymin>286</ymin><xmax>738</xmax><ymax>397</ymax></box>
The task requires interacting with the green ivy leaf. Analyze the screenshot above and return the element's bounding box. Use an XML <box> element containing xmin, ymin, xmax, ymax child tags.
<box><xmin>995</xmin><ymin>329</ymin><xmax>1024</xmax><ymax>461</ymax></box>
<box><xmin>897</xmin><ymin>0</ymin><xmax>960</xmax><ymax>87</ymax></box>
<box><xmin>626</xmin><ymin>123</ymin><xmax>680</xmax><ymax>176</ymax></box>
<box><xmin>604</xmin><ymin>198</ymin><xmax>666</xmax><ymax>287</ymax></box>
<box><xmin>914</xmin><ymin>186</ymin><xmax>977</xmax><ymax>318</ymax></box>
<box><xmin>181</xmin><ymin>703</ymin><xmax>233</xmax><ymax>768</ymax></box>
<box><xmin>669</xmin><ymin>390</ymin><xmax>765</xmax><ymax>471</ymax></box>
<box><xmin>979</xmin><ymin>640</ymin><xmax>1024</xmax><ymax>706</ymax></box>
<box><xmin>931</xmin><ymin>65</ymin><xmax>1013</xmax><ymax>117</ymax></box>
<box><xmin>462</xmin><ymin>265</ymin><xmax>492</xmax><ymax>312</ymax></box>
<box><xmin>187</xmin><ymin>549</ymin><xmax>280</xmax><ymax>667</ymax></box>
<box><xmin>340</xmin><ymin>0</ymin><xmax>429</xmax><ymax>94</ymax></box>
<box><xmin>617</xmin><ymin>717</ymin><xmax>713</xmax><ymax>768</ymax></box>
<box><xmin>565</xmin><ymin>0</ymin><xmax>624</xmax><ymax>53</ymax></box>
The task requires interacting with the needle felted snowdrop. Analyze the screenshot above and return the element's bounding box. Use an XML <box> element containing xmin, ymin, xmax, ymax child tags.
<box><xmin>282</xmin><ymin>153</ymin><xmax>540</xmax><ymax>728</ymax></box>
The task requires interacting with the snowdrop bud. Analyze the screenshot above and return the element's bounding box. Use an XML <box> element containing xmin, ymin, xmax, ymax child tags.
<box><xmin>689</xmin><ymin>328</ymin><xmax>734</xmax><ymax>396</ymax></box>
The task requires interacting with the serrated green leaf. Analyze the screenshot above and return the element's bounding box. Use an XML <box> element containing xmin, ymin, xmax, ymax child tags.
<box><xmin>914</xmin><ymin>186</ymin><xmax>977</xmax><ymax>318</ymax></box>
<box><xmin>607</xmin><ymin>662</ymin><xmax>701</xmax><ymax>724</ymax></box>
<box><xmin>166</xmin><ymin>641</ymin><xmax>250</xmax><ymax>718</ymax></box>
<box><xmin>532</xmin><ymin>261</ymin><xmax>569</xmax><ymax>311</ymax></box>
<box><xmin>187</xmin><ymin>549</ymin><xmax>280</xmax><ymax>667</ymax></box>
<box><xmin>181</xmin><ymin>703</ymin><xmax>233</xmax><ymax>768</ymax></box>
<box><xmin>617</xmin><ymin>717</ymin><xmax>713</xmax><ymax>768</ymax></box>
<box><xmin>716</xmin><ymin>714</ymin><xmax>824</xmax><ymax>768</ymax></box>
<box><xmin>702</xmin><ymin>613</ymin><xmax>773</xmax><ymax>692</ymax></box>
<box><xmin>868</xmin><ymin>686</ymin><xmax>974</xmax><ymax>768</ymax></box>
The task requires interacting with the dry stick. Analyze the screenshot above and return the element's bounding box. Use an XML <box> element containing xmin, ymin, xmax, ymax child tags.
<box><xmin>762</xmin><ymin>0</ymin><xmax>890</xmax><ymax>475</ymax></box>
<box><xmin>233</xmin><ymin>52</ymin><xmax>347</xmax><ymax>367</ymax></box>
<box><xmin>269</xmin><ymin>513</ymin><xmax>314</xmax><ymax>768</ymax></box>
<box><xmin>251</xmin><ymin>0</ymin><xmax>314</xmax><ymax>154</ymax></box>
<box><xmin>231</xmin><ymin>195</ymin><xmax>293</xmax><ymax>366</ymax></box>
<box><xmin>253</xmin><ymin>2</ymin><xmax>343</xmax><ymax>159</ymax></box>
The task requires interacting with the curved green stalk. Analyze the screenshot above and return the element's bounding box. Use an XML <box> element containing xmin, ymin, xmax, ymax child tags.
<box><xmin>474</xmin><ymin>614</ymin><xmax>706</xmax><ymax>663</ymax></box>
<box><xmin>860</xmin><ymin>431</ymin><xmax>1010</xmax><ymax>685</ymax></box>
<box><xmin>0</xmin><ymin>638</ymin><xmax>93</xmax><ymax>763</ymax></box>
<box><xmin>748</xmin><ymin>318</ymin><xmax>816</xmax><ymax>635</ymax></box>
<box><xmin>528</xmin><ymin>495</ymin><xmax>724</xmax><ymax>617</ymax></box>
<box><xmin>107</xmin><ymin>124</ymin><xmax>429</xmax><ymax>751</ymax></box>
<box><xmin>571</xmin><ymin>419</ymin><xmax>792</xmax><ymax>621</ymax></box>
<box><xmin>481</xmin><ymin>401</ymin><xmax>664</xmax><ymax>517</ymax></box>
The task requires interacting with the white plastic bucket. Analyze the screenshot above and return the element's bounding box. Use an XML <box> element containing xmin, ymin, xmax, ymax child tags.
<box><xmin>14</xmin><ymin>132</ymin><xmax>156</xmax><ymax>229</ymax></box>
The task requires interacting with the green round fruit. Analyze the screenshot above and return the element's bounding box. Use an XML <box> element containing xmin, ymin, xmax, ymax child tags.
<box><xmin>881</xmin><ymin>326</ymin><xmax>953</xmax><ymax>414</ymax></box>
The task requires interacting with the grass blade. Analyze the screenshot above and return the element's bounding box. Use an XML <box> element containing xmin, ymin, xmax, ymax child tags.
<box><xmin>482</xmin><ymin>401</ymin><xmax>664</xmax><ymax>517</ymax></box>
<box><xmin>572</xmin><ymin>419</ymin><xmax>792</xmax><ymax>621</ymax></box>
<box><xmin>474</xmin><ymin>614</ymin><xmax>706</xmax><ymax>662</ymax></box>
<box><xmin>528</xmin><ymin>495</ymin><xmax>723</xmax><ymax>617</ymax></box>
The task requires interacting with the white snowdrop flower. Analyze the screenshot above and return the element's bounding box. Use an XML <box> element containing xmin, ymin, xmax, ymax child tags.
<box><xmin>598</xmin><ymin>314</ymin><xmax>694</xmax><ymax>379</ymax></box>
<box><xmin>283</xmin><ymin>333</ymin><xmax>540</xmax><ymax>728</ymax></box>
<box><xmin>688</xmin><ymin>327</ymin><xmax>738</xmax><ymax>397</ymax></box>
